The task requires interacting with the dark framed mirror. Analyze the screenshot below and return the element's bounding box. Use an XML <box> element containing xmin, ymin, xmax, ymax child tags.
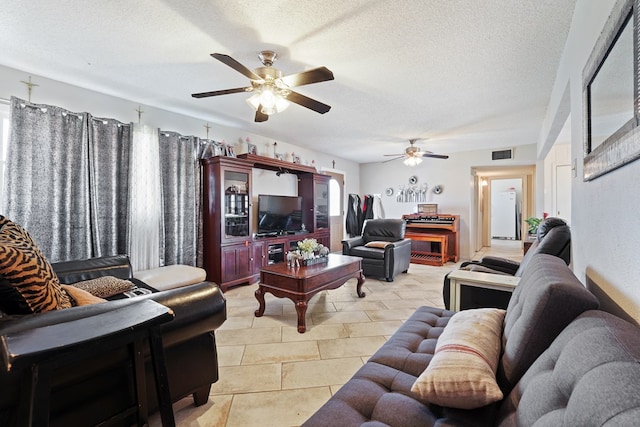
<box><xmin>583</xmin><ymin>0</ymin><xmax>640</xmax><ymax>181</ymax></box>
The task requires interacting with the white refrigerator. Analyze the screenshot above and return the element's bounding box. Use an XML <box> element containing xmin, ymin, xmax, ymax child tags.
<box><xmin>491</xmin><ymin>190</ymin><xmax>518</xmax><ymax>240</ymax></box>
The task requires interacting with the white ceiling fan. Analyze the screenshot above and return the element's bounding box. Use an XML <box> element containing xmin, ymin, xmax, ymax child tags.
<box><xmin>382</xmin><ymin>139</ymin><xmax>449</xmax><ymax>166</ymax></box>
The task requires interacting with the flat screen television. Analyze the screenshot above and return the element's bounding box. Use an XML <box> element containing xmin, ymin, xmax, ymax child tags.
<box><xmin>257</xmin><ymin>194</ymin><xmax>303</xmax><ymax>235</ymax></box>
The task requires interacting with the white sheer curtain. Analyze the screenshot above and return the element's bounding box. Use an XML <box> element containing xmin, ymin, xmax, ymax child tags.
<box><xmin>128</xmin><ymin>124</ymin><xmax>161</xmax><ymax>271</ymax></box>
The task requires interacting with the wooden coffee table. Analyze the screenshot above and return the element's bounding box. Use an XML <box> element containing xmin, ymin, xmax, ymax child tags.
<box><xmin>255</xmin><ymin>253</ymin><xmax>366</xmax><ymax>333</ymax></box>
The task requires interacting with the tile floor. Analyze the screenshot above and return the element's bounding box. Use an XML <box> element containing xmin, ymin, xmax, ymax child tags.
<box><xmin>150</xmin><ymin>240</ymin><xmax>523</xmax><ymax>427</ymax></box>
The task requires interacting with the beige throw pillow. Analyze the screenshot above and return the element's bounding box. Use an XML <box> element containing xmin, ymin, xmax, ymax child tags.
<box><xmin>411</xmin><ymin>308</ymin><xmax>506</xmax><ymax>409</ymax></box>
<box><xmin>61</xmin><ymin>284</ymin><xmax>107</xmax><ymax>306</ymax></box>
<box><xmin>364</xmin><ymin>241</ymin><xmax>391</xmax><ymax>249</ymax></box>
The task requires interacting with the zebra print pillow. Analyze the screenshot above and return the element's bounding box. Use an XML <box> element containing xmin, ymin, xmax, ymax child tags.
<box><xmin>0</xmin><ymin>216</ymin><xmax>71</xmax><ymax>314</ymax></box>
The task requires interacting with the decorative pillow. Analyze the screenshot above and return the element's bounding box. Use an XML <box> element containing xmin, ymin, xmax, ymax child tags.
<box><xmin>61</xmin><ymin>284</ymin><xmax>106</xmax><ymax>306</ymax></box>
<box><xmin>364</xmin><ymin>241</ymin><xmax>392</xmax><ymax>248</ymax></box>
<box><xmin>71</xmin><ymin>276</ymin><xmax>135</xmax><ymax>298</ymax></box>
<box><xmin>0</xmin><ymin>216</ymin><xmax>71</xmax><ymax>314</ymax></box>
<box><xmin>411</xmin><ymin>308</ymin><xmax>506</xmax><ymax>409</ymax></box>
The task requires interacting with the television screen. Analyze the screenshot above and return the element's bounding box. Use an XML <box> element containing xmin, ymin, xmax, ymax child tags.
<box><xmin>257</xmin><ymin>195</ymin><xmax>303</xmax><ymax>234</ymax></box>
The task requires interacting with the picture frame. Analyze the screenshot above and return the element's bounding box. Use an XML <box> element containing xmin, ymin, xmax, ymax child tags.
<box><xmin>213</xmin><ymin>141</ymin><xmax>224</xmax><ymax>156</ymax></box>
<box><xmin>274</xmin><ymin>153</ymin><xmax>285</xmax><ymax>161</ymax></box>
<box><xmin>582</xmin><ymin>0</ymin><xmax>640</xmax><ymax>181</ymax></box>
<box><xmin>292</xmin><ymin>154</ymin><xmax>301</xmax><ymax>164</ymax></box>
<box><xmin>247</xmin><ymin>143</ymin><xmax>258</xmax><ymax>155</ymax></box>
<box><xmin>418</xmin><ymin>203</ymin><xmax>438</xmax><ymax>214</ymax></box>
<box><xmin>225</xmin><ymin>145</ymin><xmax>236</xmax><ymax>158</ymax></box>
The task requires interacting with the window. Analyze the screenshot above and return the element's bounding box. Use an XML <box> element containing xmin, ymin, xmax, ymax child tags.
<box><xmin>329</xmin><ymin>178</ymin><xmax>340</xmax><ymax>216</ymax></box>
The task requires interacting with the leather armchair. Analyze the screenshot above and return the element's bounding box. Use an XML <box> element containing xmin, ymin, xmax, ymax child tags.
<box><xmin>443</xmin><ymin>217</ymin><xmax>571</xmax><ymax>309</ymax></box>
<box><xmin>342</xmin><ymin>219</ymin><xmax>412</xmax><ymax>282</ymax></box>
<box><xmin>0</xmin><ymin>255</ymin><xmax>226</xmax><ymax>427</ymax></box>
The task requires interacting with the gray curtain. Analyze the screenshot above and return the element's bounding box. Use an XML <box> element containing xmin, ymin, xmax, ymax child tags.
<box><xmin>158</xmin><ymin>131</ymin><xmax>202</xmax><ymax>267</ymax></box>
<box><xmin>3</xmin><ymin>97</ymin><xmax>131</xmax><ymax>262</ymax></box>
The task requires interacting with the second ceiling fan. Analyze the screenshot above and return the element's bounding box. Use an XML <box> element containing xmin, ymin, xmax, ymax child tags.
<box><xmin>192</xmin><ymin>51</ymin><xmax>334</xmax><ymax>122</ymax></box>
<box><xmin>383</xmin><ymin>139</ymin><xmax>449</xmax><ymax>166</ymax></box>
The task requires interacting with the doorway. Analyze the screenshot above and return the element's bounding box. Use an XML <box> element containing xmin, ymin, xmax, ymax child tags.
<box><xmin>472</xmin><ymin>166</ymin><xmax>535</xmax><ymax>253</ymax></box>
<box><xmin>323</xmin><ymin>170</ymin><xmax>345</xmax><ymax>253</ymax></box>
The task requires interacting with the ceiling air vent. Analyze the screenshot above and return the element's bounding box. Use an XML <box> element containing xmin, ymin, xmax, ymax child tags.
<box><xmin>491</xmin><ymin>148</ymin><xmax>513</xmax><ymax>160</ymax></box>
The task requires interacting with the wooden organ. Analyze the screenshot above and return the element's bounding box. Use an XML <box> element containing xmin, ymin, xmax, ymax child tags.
<box><xmin>402</xmin><ymin>214</ymin><xmax>460</xmax><ymax>266</ymax></box>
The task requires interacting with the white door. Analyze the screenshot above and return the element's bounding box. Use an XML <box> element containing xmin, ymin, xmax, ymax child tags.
<box><xmin>555</xmin><ymin>165</ymin><xmax>571</xmax><ymax>224</ymax></box>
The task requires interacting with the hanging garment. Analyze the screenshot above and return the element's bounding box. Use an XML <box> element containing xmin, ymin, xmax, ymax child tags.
<box><xmin>346</xmin><ymin>194</ymin><xmax>361</xmax><ymax>237</ymax></box>
<box><xmin>372</xmin><ymin>194</ymin><xmax>385</xmax><ymax>219</ymax></box>
<box><xmin>363</xmin><ymin>194</ymin><xmax>374</xmax><ymax>221</ymax></box>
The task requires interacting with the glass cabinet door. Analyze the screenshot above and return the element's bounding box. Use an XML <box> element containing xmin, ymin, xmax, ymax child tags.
<box><xmin>223</xmin><ymin>169</ymin><xmax>250</xmax><ymax>240</ymax></box>
<box><xmin>315</xmin><ymin>179</ymin><xmax>329</xmax><ymax>229</ymax></box>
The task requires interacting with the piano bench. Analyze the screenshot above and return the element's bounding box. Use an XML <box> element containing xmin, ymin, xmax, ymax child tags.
<box><xmin>406</xmin><ymin>233</ymin><xmax>448</xmax><ymax>266</ymax></box>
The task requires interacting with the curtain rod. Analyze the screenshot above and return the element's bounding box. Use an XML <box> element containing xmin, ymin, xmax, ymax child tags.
<box><xmin>0</xmin><ymin>98</ymin><xmax>9</xmax><ymax>105</ymax></box>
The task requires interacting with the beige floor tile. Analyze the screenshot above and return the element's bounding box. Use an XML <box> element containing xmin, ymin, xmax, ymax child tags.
<box><xmin>226</xmin><ymin>387</ymin><xmax>332</xmax><ymax>427</ymax></box>
<box><xmin>210</xmin><ymin>364</ymin><xmax>281</xmax><ymax>395</ymax></box>
<box><xmin>251</xmin><ymin>313</ymin><xmax>312</xmax><ymax>329</ymax></box>
<box><xmin>317</xmin><ymin>336</ymin><xmax>387</xmax><ymax>359</ymax></box>
<box><xmin>149</xmin><ymin>394</ymin><xmax>233</xmax><ymax>427</ymax></box>
<box><xmin>218</xmin><ymin>315</ymin><xmax>254</xmax><ymax>330</ymax></box>
<box><xmin>282</xmin><ymin>357</ymin><xmax>364</xmax><ymax>389</ymax></box>
<box><xmin>333</xmin><ymin>300</ymin><xmax>388</xmax><ymax>311</ymax></box>
<box><xmin>345</xmin><ymin>320</ymin><xmax>403</xmax><ymax>337</ymax></box>
<box><xmin>216</xmin><ymin>326</ymin><xmax>282</xmax><ymax>346</ymax></box>
<box><xmin>365</xmin><ymin>307</ymin><xmax>415</xmax><ymax>321</ymax></box>
<box><xmin>242</xmin><ymin>341</ymin><xmax>320</xmax><ymax>364</ymax></box>
<box><xmin>282</xmin><ymin>324</ymin><xmax>349</xmax><ymax>342</ymax></box>
<box><xmin>217</xmin><ymin>345</ymin><xmax>245</xmax><ymax>367</ymax></box>
<box><xmin>310</xmin><ymin>309</ymin><xmax>372</xmax><ymax>328</ymax></box>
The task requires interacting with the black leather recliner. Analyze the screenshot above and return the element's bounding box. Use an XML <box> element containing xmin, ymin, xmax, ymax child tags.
<box><xmin>342</xmin><ymin>219</ymin><xmax>412</xmax><ymax>282</ymax></box>
<box><xmin>442</xmin><ymin>217</ymin><xmax>571</xmax><ymax>309</ymax></box>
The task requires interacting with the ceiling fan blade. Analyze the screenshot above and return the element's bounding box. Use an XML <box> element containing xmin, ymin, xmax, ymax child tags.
<box><xmin>255</xmin><ymin>106</ymin><xmax>269</xmax><ymax>122</ymax></box>
<box><xmin>211</xmin><ymin>53</ymin><xmax>263</xmax><ymax>81</ymax></box>
<box><xmin>280</xmin><ymin>67</ymin><xmax>334</xmax><ymax>87</ymax></box>
<box><xmin>421</xmin><ymin>153</ymin><xmax>449</xmax><ymax>159</ymax></box>
<box><xmin>191</xmin><ymin>87</ymin><xmax>252</xmax><ymax>98</ymax></box>
<box><xmin>382</xmin><ymin>156</ymin><xmax>403</xmax><ymax>163</ymax></box>
<box><xmin>286</xmin><ymin>91</ymin><xmax>331</xmax><ymax>114</ymax></box>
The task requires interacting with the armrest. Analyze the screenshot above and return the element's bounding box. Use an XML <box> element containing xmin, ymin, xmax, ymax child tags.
<box><xmin>342</xmin><ymin>237</ymin><xmax>365</xmax><ymax>253</ymax></box>
<box><xmin>0</xmin><ymin>282</ymin><xmax>226</xmax><ymax>348</ymax></box>
<box><xmin>475</xmin><ymin>256</ymin><xmax>520</xmax><ymax>275</ymax></box>
<box><xmin>52</xmin><ymin>255</ymin><xmax>133</xmax><ymax>283</ymax></box>
<box><xmin>384</xmin><ymin>238</ymin><xmax>412</xmax><ymax>253</ymax></box>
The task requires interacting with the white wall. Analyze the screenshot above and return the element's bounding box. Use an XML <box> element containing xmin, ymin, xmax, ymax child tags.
<box><xmin>541</xmin><ymin>0</ymin><xmax>640</xmax><ymax>323</ymax></box>
<box><xmin>359</xmin><ymin>144</ymin><xmax>538</xmax><ymax>259</ymax></box>
<box><xmin>0</xmin><ymin>63</ymin><xmax>360</xmax><ymax>240</ymax></box>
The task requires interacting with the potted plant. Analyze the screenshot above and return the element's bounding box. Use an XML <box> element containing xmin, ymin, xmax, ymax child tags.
<box><xmin>525</xmin><ymin>213</ymin><xmax>549</xmax><ymax>236</ymax></box>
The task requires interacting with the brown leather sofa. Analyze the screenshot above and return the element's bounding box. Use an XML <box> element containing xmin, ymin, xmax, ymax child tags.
<box><xmin>342</xmin><ymin>219</ymin><xmax>412</xmax><ymax>282</ymax></box>
<box><xmin>0</xmin><ymin>255</ymin><xmax>226</xmax><ymax>427</ymax></box>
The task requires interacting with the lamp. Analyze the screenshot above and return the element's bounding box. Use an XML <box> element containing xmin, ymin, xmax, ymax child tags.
<box><xmin>246</xmin><ymin>83</ymin><xmax>290</xmax><ymax>115</ymax></box>
<box><xmin>403</xmin><ymin>156</ymin><xmax>422</xmax><ymax>166</ymax></box>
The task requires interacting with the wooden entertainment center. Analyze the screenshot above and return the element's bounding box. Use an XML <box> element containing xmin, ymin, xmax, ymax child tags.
<box><xmin>201</xmin><ymin>153</ymin><xmax>331</xmax><ymax>292</ymax></box>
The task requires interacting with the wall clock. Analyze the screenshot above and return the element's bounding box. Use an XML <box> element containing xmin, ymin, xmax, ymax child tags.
<box><xmin>408</xmin><ymin>176</ymin><xmax>418</xmax><ymax>185</ymax></box>
<box><xmin>385</xmin><ymin>187</ymin><xmax>394</xmax><ymax>196</ymax></box>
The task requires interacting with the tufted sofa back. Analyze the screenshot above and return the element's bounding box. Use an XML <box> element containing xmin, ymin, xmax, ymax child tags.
<box><xmin>361</xmin><ymin>219</ymin><xmax>406</xmax><ymax>243</ymax></box>
<box><xmin>497</xmin><ymin>254</ymin><xmax>599</xmax><ymax>394</ymax></box>
<box><xmin>497</xmin><ymin>310</ymin><xmax>640</xmax><ymax>426</ymax></box>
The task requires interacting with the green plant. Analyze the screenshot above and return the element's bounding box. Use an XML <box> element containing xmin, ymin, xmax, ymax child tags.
<box><xmin>525</xmin><ymin>217</ymin><xmax>543</xmax><ymax>235</ymax></box>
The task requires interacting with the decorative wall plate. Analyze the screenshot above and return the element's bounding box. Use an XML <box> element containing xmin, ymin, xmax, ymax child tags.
<box><xmin>433</xmin><ymin>185</ymin><xmax>443</xmax><ymax>194</ymax></box>
<box><xmin>385</xmin><ymin>187</ymin><xmax>394</xmax><ymax>196</ymax></box>
<box><xmin>409</xmin><ymin>175</ymin><xmax>418</xmax><ymax>185</ymax></box>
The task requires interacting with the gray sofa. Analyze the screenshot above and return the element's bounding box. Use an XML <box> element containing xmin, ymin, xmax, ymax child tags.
<box><xmin>303</xmin><ymin>253</ymin><xmax>640</xmax><ymax>426</ymax></box>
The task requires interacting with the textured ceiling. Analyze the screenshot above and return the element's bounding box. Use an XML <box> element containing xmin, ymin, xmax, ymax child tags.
<box><xmin>0</xmin><ymin>0</ymin><xmax>576</xmax><ymax>163</ymax></box>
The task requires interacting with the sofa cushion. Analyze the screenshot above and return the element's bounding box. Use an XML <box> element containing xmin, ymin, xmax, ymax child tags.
<box><xmin>411</xmin><ymin>308</ymin><xmax>505</xmax><ymax>409</ymax></box>
<box><xmin>496</xmin><ymin>310</ymin><xmax>640</xmax><ymax>426</ymax></box>
<box><xmin>0</xmin><ymin>216</ymin><xmax>71</xmax><ymax>314</ymax></box>
<box><xmin>348</xmin><ymin>246</ymin><xmax>386</xmax><ymax>260</ymax></box>
<box><xmin>498</xmin><ymin>253</ymin><xmax>599</xmax><ymax>393</ymax></box>
<box><xmin>71</xmin><ymin>276</ymin><xmax>136</xmax><ymax>298</ymax></box>
<box><xmin>364</xmin><ymin>241</ymin><xmax>392</xmax><ymax>249</ymax></box>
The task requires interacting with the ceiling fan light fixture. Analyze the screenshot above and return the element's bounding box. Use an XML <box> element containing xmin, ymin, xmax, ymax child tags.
<box><xmin>246</xmin><ymin>85</ymin><xmax>290</xmax><ymax>115</ymax></box>
<box><xmin>403</xmin><ymin>156</ymin><xmax>422</xmax><ymax>166</ymax></box>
